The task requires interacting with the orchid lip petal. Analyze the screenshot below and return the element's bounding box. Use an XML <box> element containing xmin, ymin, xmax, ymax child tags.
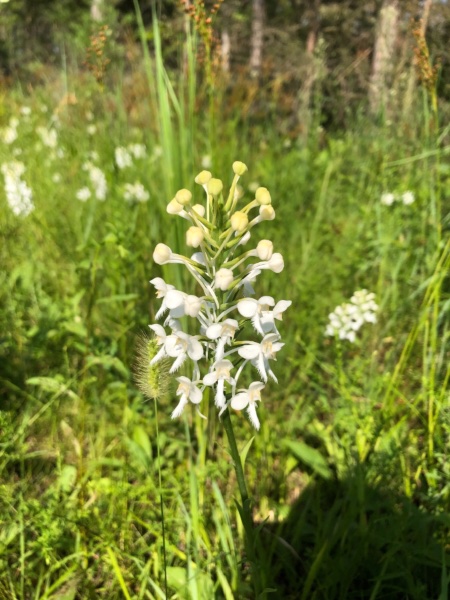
<box><xmin>238</xmin><ymin>345</ymin><xmax>260</xmax><ymax>360</ymax></box>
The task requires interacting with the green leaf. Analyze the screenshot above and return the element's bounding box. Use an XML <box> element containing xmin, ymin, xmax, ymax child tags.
<box><xmin>283</xmin><ymin>440</ymin><xmax>332</xmax><ymax>480</ymax></box>
<box><xmin>133</xmin><ymin>425</ymin><xmax>152</xmax><ymax>458</ymax></box>
<box><xmin>239</xmin><ymin>436</ymin><xmax>255</xmax><ymax>469</ymax></box>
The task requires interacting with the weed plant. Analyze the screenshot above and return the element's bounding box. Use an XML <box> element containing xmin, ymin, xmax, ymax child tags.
<box><xmin>0</xmin><ymin>11</ymin><xmax>449</xmax><ymax>600</ymax></box>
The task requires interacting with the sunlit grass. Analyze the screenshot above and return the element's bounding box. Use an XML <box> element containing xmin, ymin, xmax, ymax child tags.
<box><xmin>0</xmin><ymin>19</ymin><xmax>449</xmax><ymax>599</ymax></box>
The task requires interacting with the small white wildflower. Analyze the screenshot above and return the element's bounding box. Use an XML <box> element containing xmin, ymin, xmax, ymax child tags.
<box><xmin>402</xmin><ymin>191</ymin><xmax>415</xmax><ymax>205</ymax></box>
<box><xmin>326</xmin><ymin>290</ymin><xmax>378</xmax><ymax>342</ymax></box>
<box><xmin>2</xmin><ymin>126</ymin><xmax>18</xmax><ymax>144</ymax></box>
<box><xmin>52</xmin><ymin>173</ymin><xmax>62</xmax><ymax>183</ymax></box>
<box><xmin>20</xmin><ymin>106</ymin><xmax>31</xmax><ymax>116</ymax></box>
<box><xmin>128</xmin><ymin>143</ymin><xmax>146</xmax><ymax>159</ymax></box>
<box><xmin>203</xmin><ymin>359</ymin><xmax>234</xmax><ymax>408</ymax></box>
<box><xmin>76</xmin><ymin>187</ymin><xmax>91</xmax><ymax>202</ymax></box>
<box><xmin>87</xmin><ymin>124</ymin><xmax>97</xmax><ymax>136</ymax></box>
<box><xmin>124</xmin><ymin>182</ymin><xmax>149</xmax><ymax>203</ymax></box>
<box><xmin>115</xmin><ymin>146</ymin><xmax>133</xmax><ymax>169</ymax></box>
<box><xmin>88</xmin><ymin>166</ymin><xmax>107</xmax><ymax>200</ymax></box>
<box><xmin>1</xmin><ymin>161</ymin><xmax>34</xmax><ymax>217</ymax></box>
<box><xmin>36</xmin><ymin>126</ymin><xmax>58</xmax><ymax>148</ymax></box>
<box><xmin>381</xmin><ymin>192</ymin><xmax>395</xmax><ymax>206</ymax></box>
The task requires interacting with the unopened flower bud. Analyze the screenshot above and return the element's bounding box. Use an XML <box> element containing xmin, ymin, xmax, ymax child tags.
<box><xmin>175</xmin><ymin>188</ymin><xmax>192</xmax><ymax>206</ymax></box>
<box><xmin>230</xmin><ymin>211</ymin><xmax>249</xmax><ymax>233</ymax></box>
<box><xmin>207</xmin><ymin>178</ymin><xmax>223</xmax><ymax>196</ymax></box>
<box><xmin>195</xmin><ymin>170</ymin><xmax>212</xmax><ymax>185</ymax></box>
<box><xmin>256</xmin><ymin>239</ymin><xmax>273</xmax><ymax>260</ymax></box>
<box><xmin>233</xmin><ymin>161</ymin><xmax>248</xmax><ymax>176</ymax></box>
<box><xmin>167</xmin><ymin>198</ymin><xmax>184</xmax><ymax>214</ymax></box>
<box><xmin>192</xmin><ymin>203</ymin><xmax>206</xmax><ymax>217</ymax></box>
<box><xmin>215</xmin><ymin>268</ymin><xmax>234</xmax><ymax>290</ymax></box>
<box><xmin>268</xmin><ymin>252</ymin><xmax>284</xmax><ymax>273</ymax></box>
<box><xmin>255</xmin><ymin>187</ymin><xmax>271</xmax><ymax>205</ymax></box>
<box><xmin>153</xmin><ymin>243</ymin><xmax>172</xmax><ymax>264</ymax></box>
<box><xmin>259</xmin><ymin>205</ymin><xmax>275</xmax><ymax>220</ymax></box>
<box><xmin>186</xmin><ymin>226</ymin><xmax>204</xmax><ymax>248</ymax></box>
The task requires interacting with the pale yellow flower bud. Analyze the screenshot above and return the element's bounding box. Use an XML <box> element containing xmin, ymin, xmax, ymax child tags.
<box><xmin>256</xmin><ymin>239</ymin><xmax>273</xmax><ymax>260</ymax></box>
<box><xmin>255</xmin><ymin>187</ymin><xmax>271</xmax><ymax>205</ymax></box>
<box><xmin>259</xmin><ymin>205</ymin><xmax>275</xmax><ymax>220</ymax></box>
<box><xmin>175</xmin><ymin>188</ymin><xmax>192</xmax><ymax>206</ymax></box>
<box><xmin>215</xmin><ymin>268</ymin><xmax>234</xmax><ymax>290</ymax></box>
<box><xmin>207</xmin><ymin>178</ymin><xmax>223</xmax><ymax>196</ymax></box>
<box><xmin>192</xmin><ymin>203</ymin><xmax>206</xmax><ymax>217</ymax></box>
<box><xmin>153</xmin><ymin>243</ymin><xmax>172</xmax><ymax>264</ymax></box>
<box><xmin>186</xmin><ymin>226</ymin><xmax>204</xmax><ymax>248</ymax></box>
<box><xmin>195</xmin><ymin>170</ymin><xmax>212</xmax><ymax>185</ymax></box>
<box><xmin>230</xmin><ymin>211</ymin><xmax>249</xmax><ymax>233</ymax></box>
<box><xmin>232</xmin><ymin>161</ymin><xmax>248</xmax><ymax>176</ymax></box>
<box><xmin>167</xmin><ymin>198</ymin><xmax>184</xmax><ymax>214</ymax></box>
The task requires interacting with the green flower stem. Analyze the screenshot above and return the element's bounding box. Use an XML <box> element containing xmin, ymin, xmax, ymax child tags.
<box><xmin>221</xmin><ymin>407</ymin><xmax>262</xmax><ymax>597</ymax></box>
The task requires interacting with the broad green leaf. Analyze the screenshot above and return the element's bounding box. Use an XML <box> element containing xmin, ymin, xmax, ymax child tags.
<box><xmin>283</xmin><ymin>440</ymin><xmax>332</xmax><ymax>479</ymax></box>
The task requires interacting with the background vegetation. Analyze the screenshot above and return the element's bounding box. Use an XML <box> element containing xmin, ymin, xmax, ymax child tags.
<box><xmin>0</xmin><ymin>0</ymin><xmax>449</xmax><ymax>598</ymax></box>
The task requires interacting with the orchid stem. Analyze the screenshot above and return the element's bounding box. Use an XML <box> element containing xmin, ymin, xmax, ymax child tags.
<box><xmin>222</xmin><ymin>407</ymin><xmax>262</xmax><ymax>597</ymax></box>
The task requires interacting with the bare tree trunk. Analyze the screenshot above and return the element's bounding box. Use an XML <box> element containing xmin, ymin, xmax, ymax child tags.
<box><xmin>221</xmin><ymin>29</ymin><xmax>230</xmax><ymax>74</ymax></box>
<box><xmin>369</xmin><ymin>0</ymin><xmax>399</xmax><ymax>113</ymax></box>
<box><xmin>249</xmin><ymin>0</ymin><xmax>265</xmax><ymax>78</ymax></box>
<box><xmin>91</xmin><ymin>0</ymin><xmax>103</xmax><ymax>22</ymax></box>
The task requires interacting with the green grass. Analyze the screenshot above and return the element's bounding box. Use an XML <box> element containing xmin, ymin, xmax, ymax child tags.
<box><xmin>0</xmin><ymin>21</ymin><xmax>449</xmax><ymax>599</ymax></box>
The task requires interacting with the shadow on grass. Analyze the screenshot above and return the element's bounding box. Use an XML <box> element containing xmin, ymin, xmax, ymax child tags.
<box><xmin>261</xmin><ymin>465</ymin><xmax>449</xmax><ymax>600</ymax></box>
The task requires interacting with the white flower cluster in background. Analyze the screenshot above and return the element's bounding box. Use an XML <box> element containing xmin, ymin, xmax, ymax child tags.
<box><xmin>380</xmin><ymin>191</ymin><xmax>415</xmax><ymax>206</ymax></box>
<box><xmin>79</xmin><ymin>161</ymin><xmax>108</xmax><ymax>201</ymax></box>
<box><xmin>115</xmin><ymin>143</ymin><xmax>147</xmax><ymax>169</ymax></box>
<box><xmin>148</xmin><ymin>161</ymin><xmax>291</xmax><ymax>430</ymax></box>
<box><xmin>2</xmin><ymin>117</ymin><xmax>20</xmax><ymax>144</ymax></box>
<box><xmin>1</xmin><ymin>161</ymin><xmax>34</xmax><ymax>217</ymax></box>
<box><xmin>325</xmin><ymin>289</ymin><xmax>378</xmax><ymax>343</ymax></box>
<box><xmin>36</xmin><ymin>126</ymin><xmax>58</xmax><ymax>149</ymax></box>
<box><xmin>123</xmin><ymin>182</ymin><xmax>149</xmax><ymax>203</ymax></box>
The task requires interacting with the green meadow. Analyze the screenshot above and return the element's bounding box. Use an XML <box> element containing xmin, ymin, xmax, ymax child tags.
<box><xmin>0</xmin><ymin>6</ymin><xmax>449</xmax><ymax>600</ymax></box>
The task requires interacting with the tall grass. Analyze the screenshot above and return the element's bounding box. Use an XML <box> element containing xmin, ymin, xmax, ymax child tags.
<box><xmin>0</xmin><ymin>12</ymin><xmax>449</xmax><ymax>599</ymax></box>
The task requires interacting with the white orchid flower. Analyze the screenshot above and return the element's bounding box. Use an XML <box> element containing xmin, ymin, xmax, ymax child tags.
<box><xmin>237</xmin><ymin>333</ymin><xmax>284</xmax><ymax>383</ymax></box>
<box><xmin>203</xmin><ymin>359</ymin><xmax>234</xmax><ymax>408</ymax></box>
<box><xmin>165</xmin><ymin>331</ymin><xmax>204</xmax><ymax>373</ymax></box>
<box><xmin>205</xmin><ymin>319</ymin><xmax>239</xmax><ymax>360</ymax></box>
<box><xmin>172</xmin><ymin>376</ymin><xmax>203</xmax><ymax>418</ymax></box>
<box><xmin>150</xmin><ymin>277</ymin><xmax>176</xmax><ymax>319</ymax></box>
<box><xmin>238</xmin><ymin>297</ymin><xmax>291</xmax><ymax>335</ymax></box>
<box><xmin>230</xmin><ymin>382</ymin><xmax>264</xmax><ymax>430</ymax></box>
<box><xmin>149</xmin><ymin>324</ymin><xmax>169</xmax><ymax>364</ymax></box>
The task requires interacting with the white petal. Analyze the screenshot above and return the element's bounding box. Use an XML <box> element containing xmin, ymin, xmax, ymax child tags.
<box><xmin>215</xmin><ymin>380</ymin><xmax>225</xmax><ymax>408</ymax></box>
<box><xmin>203</xmin><ymin>371</ymin><xmax>218</xmax><ymax>386</ymax></box>
<box><xmin>251</xmin><ymin>314</ymin><xmax>265</xmax><ymax>336</ymax></box>
<box><xmin>169</xmin><ymin>353</ymin><xmax>186</xmax><ymax>373</ymax></box>
<box><xmin>247</xmin><ymin>404</ymin><xmax>260</xmax><ymax>430</ymax></box>
<box><xmin>149</xmin><ymin>324</ymin><xmax>166</xmax><ymax>339</ymax></box>
<box><xmin>258</xmin><ymin>296</ymin><xmax>275</xmax><ymax>308</ymax></box>
<box><xmin>206</xmin><ymin>323</ymin><xmax>223</xmax><ymax>339</ymax></box>
<box><xmin>255</xmin><ymin>353</ymin><xmax>268</xmax><ymax>382</ymax></box>
<box><xmin>190</xmin><ymin>385</ymin><xmax>203</xmax><ymax>404</ymax></box>
<box><xmin>171</xmin><ymin>396</ymin><xmax>188</xmax><ymax>419</ymax></box>
<box><xmin>238</xmin><ymin>344</ymin><xmax>260</xmax><ymax>360</ymax></box>
<box><xmin>273</xmin><ymin>300</ymin><xmax>291</xmax><ymax>319</ymax></box>
<box><xmin>165</xmin><ymin>290</ymin><xmax>185</xmax><ymax>309</ymax></box>
<box><xmin>237</xmin><ymin>298</ymin><xmax>258</xmax><ymax>318</ymax></box>
<box><xmin>231</xmin><ymin>392</ymin><xmax>249</xmax><ymax>411</ymax></box>
<box><xmin>150</xmin><ymin>277</ymin><xmax>166</xmax><ymax>291</ymax></box>
<box><xmin>187</xmin><ymin>337</ymin><xmax>204</xmax><ymax>361</ymax></box>
<box><xmin>249</xmin><ymin>381</ymin><xmax>265</xmax><ymax>393</ymax></box>
<box><xmin>149</xmin><ymin>345</ymin><xmax>166</xmax><ymax>365</ymax></box>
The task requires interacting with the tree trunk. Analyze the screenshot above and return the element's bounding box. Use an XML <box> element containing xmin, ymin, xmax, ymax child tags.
<box><xmin>249</xmin><ymin>0</ymin><xmax>264</xmax><ymax>78</ymax></box>
<box><xmin>369</xmin><ymin>0</ymin><xmax>399</xmax><ymax>113</ymax></box>
<box><xmin>221</xmin><ymin>29</ymin><xmax>230</xmax><ymax>74</ymax></box>
<box><xmin>91</xmin><ymin>0</ymin><xmax>103</xmax><ymax>22</ymax></box>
